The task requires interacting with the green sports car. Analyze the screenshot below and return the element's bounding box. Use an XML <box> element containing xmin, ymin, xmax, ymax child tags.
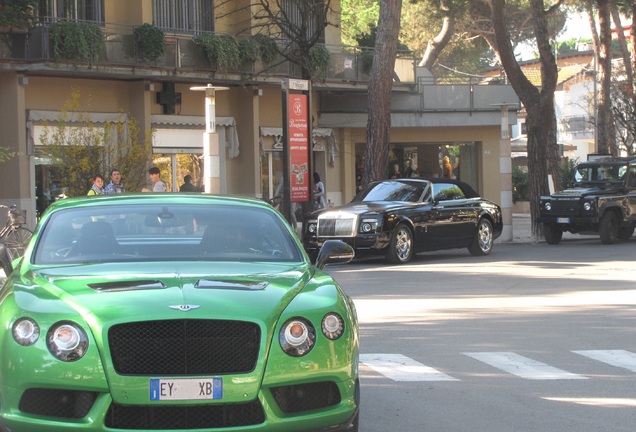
<box><xmin>0</xmin><ymin>194</ymin><xmax>358</xmax><ymax>432</ymax></box>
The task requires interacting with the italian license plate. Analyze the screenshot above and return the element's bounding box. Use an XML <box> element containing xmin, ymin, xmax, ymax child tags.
<box><xmin>150</xmin><ymin>377</ymin><xmax>223</xmax><ymax>401</ymax></box>
<box><xmin>557</xmin><ymin>217</ymin><xmax>570</xmax><ymax>224</ymax></box>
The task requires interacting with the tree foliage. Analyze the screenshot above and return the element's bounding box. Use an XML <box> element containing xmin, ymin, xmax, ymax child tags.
<box><xmin>0</xmin><ymin>0</ymin><xmax>36</xmax><ymax>29</ymax></box>
<box><xmin>38</xmin><ymin>88</ymin><xmax>152</xmax><ymax>197</ymax></box>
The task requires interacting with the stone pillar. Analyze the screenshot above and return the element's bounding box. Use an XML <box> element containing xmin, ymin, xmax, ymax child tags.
<box><xmin>498</xmin><ymin>105</ymin><xmax>513</xmax><ymax>242</ymax></box>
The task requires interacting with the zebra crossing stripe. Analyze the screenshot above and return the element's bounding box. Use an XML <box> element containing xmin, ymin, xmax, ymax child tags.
<box><xmin>464</xmin><ymin>352</ymin><xmax>587</xmax><ymax>380</ymax></box>
<box><xmin>573</xmin><ymin>350</ymin><xmax>636</xmax><ymax>373</ymax></box>
<box><xmin>359</xmin><ymin>353</ymin><xmax>459</xmax><ymax>382</ymax></box>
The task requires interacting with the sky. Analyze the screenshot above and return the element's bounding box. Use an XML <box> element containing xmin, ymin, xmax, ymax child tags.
<box><xmin>518</xmin><ymin>12</ymin><xmax>592</xmax><ymax>60</ymax></box>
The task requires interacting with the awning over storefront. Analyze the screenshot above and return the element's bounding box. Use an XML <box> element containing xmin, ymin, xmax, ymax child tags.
<box><xmin>259</xmin><ymin>127</ymin><xmax>338</xmax><ymax>165</ymax></box>
<box><xmin>151</xmin><ymin>115</ymin><xmax>240</xmax><ymax>158</ymax></box>
<box><xmin>27</xmin><ymin>110</ymin><xmax>129</xmax><ymax>156</ymax></box>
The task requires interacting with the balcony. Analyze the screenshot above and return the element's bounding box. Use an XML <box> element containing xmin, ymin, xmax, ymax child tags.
<box><xmin>0</xmin><ymin>21</ymin><xmax>416</xmax><ymax>86</ymax></box>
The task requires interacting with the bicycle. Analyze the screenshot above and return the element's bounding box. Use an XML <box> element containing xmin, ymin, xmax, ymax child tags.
<box><xmin>0</xmin><ymin>204</ymin><xmax>33</xmax><ymax>261</ymax></box>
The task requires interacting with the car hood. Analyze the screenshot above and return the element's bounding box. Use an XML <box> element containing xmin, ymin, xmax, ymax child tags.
<box><xmin>553</xmin><ymin>186</ymin><xmax>624</xmax><ymax>197</ymax></box>
<box><xmin>312</xmin><ymin>201</ymin><xmax>411</xmax><ymax>217</ymax></box>
<box><xmin>19</xmin><ymin>261</ymin><xmax>312</xmax><ymax>324</ymax></box>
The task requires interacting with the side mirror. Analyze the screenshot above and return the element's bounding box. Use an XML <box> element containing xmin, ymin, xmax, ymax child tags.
<box><xmin>0</xmin><ymin>244</ymin><xmax>13</xmax><ymax>278</ymax></box>
<box><xmin>314</xmin><ymin>240</ymin><xmax>354</xmax><ymax>270</ymax></box>
<box><xmin>434</xmin><ymin>193</ymin><xmax>447</xmax><ymax>202</ymax></box>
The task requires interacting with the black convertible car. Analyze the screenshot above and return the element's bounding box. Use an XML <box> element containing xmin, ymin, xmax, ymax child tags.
<box><xmin>303</xmin><ymin>178</ymin><xmax>503</xmax><ymax>264</ymax></box>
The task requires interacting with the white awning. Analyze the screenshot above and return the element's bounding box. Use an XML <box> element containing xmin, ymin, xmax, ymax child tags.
<box><xmin>152</xmin><ymin>115</ymin><xmax>239</xmax><ymax>158</ymax></box>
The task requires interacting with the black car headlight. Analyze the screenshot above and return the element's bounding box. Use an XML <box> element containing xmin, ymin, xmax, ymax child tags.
<box><xmin>47</xmin><ymin>322</ymin><xmax>89</xmax><ymax>362</ymax></box>
<box><xmin>322</xmin><ymin>313</ymin><xmax>344</xmax><ymax>340</ymax></box>
<box><xmin>359</xmin><ymin>216</ymin><xmax>380</xmax><ymax>233</ymax></box>
<box><xmin>306</xmin><ymin>220</ymin><xmax>317</xmax><ymax>234</ymax></box>
<box><xmin>583</xmin><ymin>201</ymin><xmax>593</xmax><ymax>211</ymax></box>
<box><xmin>280</xmin><ymin>318</ymin><xmax>316</xmax><ymax>357</ymax></box>
<box><xmin>544</xmin><ymin>202</ymin><xmax>552</xmax><ymax>211</ymax></box>
<box><xmin>12</xmin><ymin>318</ymin><xmax>40</xmax><ymax>346</ymax></box>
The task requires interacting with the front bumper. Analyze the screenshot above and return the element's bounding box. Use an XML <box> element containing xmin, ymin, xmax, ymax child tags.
<box><xmin>304</xmin><ymin>233</ymin><xmax>390</xmax><ymax>255</ymax></box>
<box><xmin>0</xmin><ymin>377</ymin><xmax>358</xmax><ymax>432</ymax></box>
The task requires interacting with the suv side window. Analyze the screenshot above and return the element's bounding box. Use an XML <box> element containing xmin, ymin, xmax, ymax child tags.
<box><xmin>628</xmin><ymin>166</ymin><xmax>636</xmax><ymax>187</ymax></box>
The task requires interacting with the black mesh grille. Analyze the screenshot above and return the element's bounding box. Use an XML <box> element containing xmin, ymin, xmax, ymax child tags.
<box><xmin>271</xmin><ymin>381</ymin><xmax>341</xmax><ymax>413</ymax></box>
<box><xmin>19</xmin><ymin>388</ymin><xmax>97</xmax><ymax>419</ymax></box>
<box><xmin>105</xmin><ymin>400</ymin><xmax>265</xmax><ymax>429</ymax></box>
<box><xmin>551</xmin><ymin>199</ymin><xmax>581</xmax><ymax>216</ymax></box>
<box><xmin>109</xmin><ymin>319</ymin><xmax>261</xmax><ymax>375</ymax></box>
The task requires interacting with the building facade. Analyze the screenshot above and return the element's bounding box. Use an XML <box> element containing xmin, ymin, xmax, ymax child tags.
<box><xmin>0</xmin><ymin>0</ymin><xmax>518</xmax><ymax>239</ymax></box>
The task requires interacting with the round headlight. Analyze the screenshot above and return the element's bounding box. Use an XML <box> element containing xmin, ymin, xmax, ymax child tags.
<box><xmin>279</xmin><ymin>318</ymin><xmax>315</xmax><ymax>357</ymax></box>
<box><xmin>12</xmin><ymin>318</ymin><xmax>40</xmax><ymax>346</ymax></box>
<box><xmin>47</xmin><ymin>322</ymin><xmax>88</xmax><ymax>362</ymax></box>
<box><xmin>360</xmin><ymin>222</ymin><xmax>373</xmax><ymax>233</ymax></box>
<box><xmin>322</xmin><ymin>313</ymin><xmax>344</xmax><ymax>340</ymax></box>
<box><xmin>583</xmin><ymin>202</ymin><xmax>592</xmax><ymax>211</ymax></box>
<box><xmin>544</xmin><ymin>202</ymin><xmax>552</xmax><ymax>211</ymax></box>
<box><xmin>308</xmin><ymin>223</ymin><xmax>317</xmax><ymax>234</ymax></box>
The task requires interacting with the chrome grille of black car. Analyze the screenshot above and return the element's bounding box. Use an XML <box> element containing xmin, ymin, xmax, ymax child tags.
<box><xmin>550</xmin><ymin>198</ymin><xmax>581</xmax><ymax>216</ymax></box>
<box><xmin>108</xmin><ymin>319</ymin><xmax>261</xmax><ymax>375</ymax></box>
<box><xmin>317</xmin><ymin>217</ymin><xmax>357</xmax><ymax>237</ymax></box>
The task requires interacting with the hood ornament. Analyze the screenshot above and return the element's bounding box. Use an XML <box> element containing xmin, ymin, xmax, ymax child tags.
<box><xmin>169</xmin><ymin>305</ymin><xmax>201</xmax><ymax>312</ymax></box>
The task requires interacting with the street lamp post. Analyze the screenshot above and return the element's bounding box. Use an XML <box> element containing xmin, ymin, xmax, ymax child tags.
<box><xmin>190</xmin><ymin>84</ymin><xmax>229</xmax><ymax>193</ymax></box>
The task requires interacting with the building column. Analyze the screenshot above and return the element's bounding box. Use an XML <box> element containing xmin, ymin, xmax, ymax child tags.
<box><xmin>498</xmin><ymin>105</ymin><xmax>513</xmax><ymax>242</ymax></box>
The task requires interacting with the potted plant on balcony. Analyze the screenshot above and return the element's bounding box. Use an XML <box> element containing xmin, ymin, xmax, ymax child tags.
<box><xmin>309</xmin><ymin>44</ymin><xmax>331</xmax><ymax>80</ymax></box>
<box><xmin>51</xmin><ymin>21</ymin><xmax>104</xmax><ymax>63</ymax></box>
<box><xmin>134</xmin><ymin>23</ymin><xmax>166</xmax><ymax>64</ymax></box>
<box><xmin>193</xmin><ymin>33</ymin><xmax>241</xmax><ymax>71</ymax></box>
<box><xmin>0</xmin><ymin>0</ymin><xmax>36</xmax><ymax>57</ymax></box>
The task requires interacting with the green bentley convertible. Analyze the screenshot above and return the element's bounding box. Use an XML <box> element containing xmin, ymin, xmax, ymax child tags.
<box><xmin>0</xmin><ymin>194</ymin><xmax>358</xmax><ymax>432</ymax></box>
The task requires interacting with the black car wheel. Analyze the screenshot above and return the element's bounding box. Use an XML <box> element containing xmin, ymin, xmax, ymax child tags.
<box><xmin>386</xmin><ymin>223</ymin><xmax>413</xmax><ymax>264</ymax></box>
<box><xmin>543</xmin><ymin>223</ymin><xmax>563</xmax><ymax>245</ymax></box>
<box><xmin>599</xmin><ymin>212</ymin><xmax>618</xmax><ymax>244</ymax></box>
<box><xmin>618</xmin><ymin>226</ymin><xmax>635</xmax><ymax>240</ymax></box>
<box><xmin>468</xmin><ymin>218</ymin><xmax>494</xmax><ymax>256</ymax></box>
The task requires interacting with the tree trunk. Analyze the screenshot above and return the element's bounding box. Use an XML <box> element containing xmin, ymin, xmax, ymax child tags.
<box><xmin>363</xmin><ymin>0</ymin><xmax>402</xmax><ymax>184</ymax></box>
<box><xmin>419</xmin><ymin>0</ymin><xmax>455</xmax><ymax>69</ymax></box>
<box><xmin>596</xmin><ymin>0</ymin><xmax>615</xmax><ymax>155</ymax></box>
<box><xmin>491</xmin><ymin>0</ymin><xmax>558</xmax><ymax>238</ymax></box>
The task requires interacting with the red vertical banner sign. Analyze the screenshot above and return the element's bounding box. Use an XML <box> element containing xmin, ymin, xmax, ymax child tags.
<box><xmin>287</xmin><ymin>94</ymin><xmax>310</xmax><ymax>202</ymax></box>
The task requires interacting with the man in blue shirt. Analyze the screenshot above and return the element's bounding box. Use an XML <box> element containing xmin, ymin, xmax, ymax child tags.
<box><xmin>104</xmin><ymin>169</ymin><xmax>125</xmax><ymax>194</ymax></box>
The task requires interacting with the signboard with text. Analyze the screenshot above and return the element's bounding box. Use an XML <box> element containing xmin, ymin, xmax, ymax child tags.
<box><xmin>287</xmin><ymin>94</ymin><xmax>310</xmax><ymax>202</ymax></box>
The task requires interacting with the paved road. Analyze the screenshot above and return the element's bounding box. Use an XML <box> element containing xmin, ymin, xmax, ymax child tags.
<box><xmin>328</xmin><ymin>236</ymin><xmax>636</xmax><ymax>432</ymax></box>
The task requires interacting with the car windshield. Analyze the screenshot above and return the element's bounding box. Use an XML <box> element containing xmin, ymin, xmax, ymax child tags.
<box><xmin>575</xmin><ymin>164</ymin><xmax>627</xmax><ymax>184</ymax></box>
<box><xmin>354</xmin><ymin>180</ymin><xmax>427</xmax><ymax>203</ymax></box>
<box><xmin>33</xmin><ymin>204</ymin><xmax>303</xmax><ymax>265</ymax></box>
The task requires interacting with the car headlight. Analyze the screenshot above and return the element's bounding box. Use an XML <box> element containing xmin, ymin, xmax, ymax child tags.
<box><xmin>307</xmin><ymin>221</ymin><xmax>317</xmax><ymax>234</ymax></box>
<box><xmin>583</xmin><ymin>201</ymin><xmax>592</xmax><ymax>211</ymax></box>
<box><xmin>322</xmin><ymin>313</ymin><xmax>344</xmax><ymax>340</ymax></box>
<box><xmin>359</xmin><ymin>217</ymin><xmax>379</xmax><ymax>233</ymax></box>
<box><xmin>544</xmin><ymin>202</ymin><xmax>552</xmax><ymax>211</ymax></box>
<box><xmin>47</xmin><ymin>322</ymin><xmax>89</xmax><ymax>362</ymax></box>
<box><xmin>12</xmin><ymin>318</ymin><xmax>40</xmax><ymax>346</ymax></box>
<box><xmin>279</xmin><ymin>318</ymin><xmax>315</xmax><ymax>357</ymax></box>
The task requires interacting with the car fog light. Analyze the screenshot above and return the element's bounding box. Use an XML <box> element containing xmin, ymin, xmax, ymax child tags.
<box><xmin>322</xmin><ymin>313</ymin><xmax>344</xmax><ymax>340</ymax></box>
<box><xmin>47</xmin><ymin>322</ymin><xmax>88</xmax><ymax>362</ymax></box>
<box><xmin>544</xmin><ymin>202</ymin><xmax>552</xmax><ymax>211</ymax></box>
<box><xmin>12</xmin><ymin>318</ymin><xmax>40</xmax><ymax>346</ymax></box>
<box><xmin>583</xmin><ymin>202</ymin><xmax>592</xmax><ymax>211</ymax></box>
<box><xmin>280</xmin><ymin>318</ymin><xmax>315</xmax><ymax>357</ymax></box>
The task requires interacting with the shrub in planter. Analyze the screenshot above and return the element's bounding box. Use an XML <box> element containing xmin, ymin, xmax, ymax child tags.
<box><xmin>193</xmin><ymin>33</ymin><xmax>241</xmax><ymax>71</ymax></box>
<box><xmin>239</xmin><ymin>34</ymin><xmax>279</xmax><ymax>68</ymax></box>
<box><xmin>512</xmin><ymin>166</ymin><xmax>530</xmax><ymax>203</ymax></box>
<box><xmin>309</xmin><ymin>44</ymin><xmax>330</xmax><ymax>80</ymax></box>
<box><xmin>134</xmin><ymin>23</ymin><xmax>165</xmax><ymax>64</ymax></box>
<box><xmin>0</xmin><ymin>0</ymin><xmax>36</xmax><ymax>30</ymax></box>
<box><xmin>51</xmin><ymin>21</ymin><xmax>104</xmax><ymax>63</ymax></box>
